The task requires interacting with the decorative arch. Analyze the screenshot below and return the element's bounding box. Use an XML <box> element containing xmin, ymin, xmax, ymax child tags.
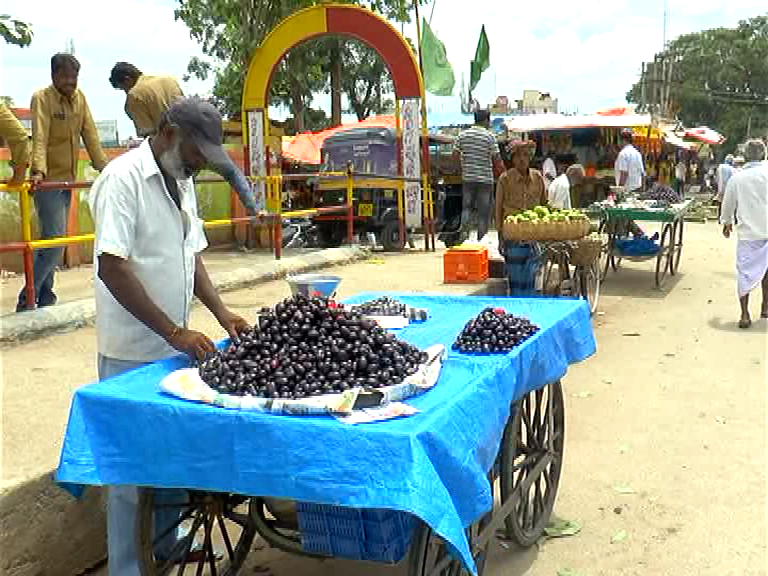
<box><xmin>240</xmin><ymin>4</ymin><xmax>430</xmax><ymax>239</ymax></box>
<box><xmin>242</xmin><ymin>4</ymin><xmax>425</xmax><ymax>110</ymax></box>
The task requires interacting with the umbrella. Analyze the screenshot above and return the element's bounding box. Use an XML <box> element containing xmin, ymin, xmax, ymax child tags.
<box><xmin>684</xmin><ymin>126</ymin><xmax>725</xmax><ymax>145</ymax></box>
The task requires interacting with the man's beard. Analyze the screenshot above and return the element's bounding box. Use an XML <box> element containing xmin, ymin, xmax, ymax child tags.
<box><xmin>159</xmin><ymin>137</ymin><xmax>198</xmax><ymax>180</ymax></box>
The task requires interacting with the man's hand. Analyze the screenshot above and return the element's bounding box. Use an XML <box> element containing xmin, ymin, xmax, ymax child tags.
<box><xmin>168</xmin><ymin>327</ymin><xmax>216</xmax><ymax>361</ymax></box>
<box><xmin>216</xmin><ymin>309</ymin><xmax>251</xmax><ymax>342</ymax></box>
<box><xmin>31</xmin><ymin>171</ymin><xmax>43</xmax><ymax>184</ymax></box>
<box><xmin>9</xmin><ymin>164</ymin><xmax>27</xmax><ymax>185</ymax></box>
<box><xmin>722</xmin><ymin>224</ymin><xmax>732</xmax><ymax>239</ymax></box>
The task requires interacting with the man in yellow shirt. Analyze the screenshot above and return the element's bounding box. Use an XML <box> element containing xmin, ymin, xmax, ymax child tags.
<box><xmin>109</xmin><ymin>62</ymin><xmax>183</xmax><ymax>138</ymax></box>
<box><xmin>18</xmin><ymin>53</ymin><xmax>108</xmax><ymax>311</ymax></box>
<box><xmin>108</xmin><ymin>62</ymin><xmax>259</xmax><ymax>214</ymax></box>
<box><xmin>0</xmin><ymin>102</ymin><xmax>30</xmax><ymax>184</ymax></box>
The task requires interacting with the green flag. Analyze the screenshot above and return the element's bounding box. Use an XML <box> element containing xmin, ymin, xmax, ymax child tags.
<box><xmin>421</xmin><ymin>18</ymin><xmax>455</xmax><ymax>96</ymax></box>
<box><xmin>469</xmin><ymin>25</ymin><xmax>490</xmax><ymax>93</ymax></box>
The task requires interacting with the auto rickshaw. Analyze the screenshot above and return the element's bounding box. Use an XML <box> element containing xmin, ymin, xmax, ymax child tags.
<box><xmin>313</xmin><ymin>128</ymin><xmax>467</xmax><ymax>250</ymax></box>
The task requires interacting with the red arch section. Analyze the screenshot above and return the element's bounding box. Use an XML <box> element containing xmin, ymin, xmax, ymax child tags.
<box><xmin>327</xmin><ymin>7</ymin><xmax>422</xmax><ymax>99</ymax></box>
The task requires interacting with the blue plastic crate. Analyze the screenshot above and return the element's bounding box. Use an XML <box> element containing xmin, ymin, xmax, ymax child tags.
<box><xmin>297</xmin><ymin>503</ymin><xmax>415</xmax><ymax>563</ymax></box>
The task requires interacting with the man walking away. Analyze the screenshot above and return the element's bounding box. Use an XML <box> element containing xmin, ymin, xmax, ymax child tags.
<box><xmin>716</xmin><ymin>154</ymin><xmax>735</xmax><ymax>202</ymax></box>
<box><xmin>453</xmin><ymin>109</ymin><xmax>505</xmax><ymax>242</ymax></box>
<box><xmin>0</xmin><ymin>101</ymin><xmax>30</xmax><ymax>184</ymax></box>
<box><xmin>720</xmin><ymin>139</ymin><xmax>768</xmax><ymax>329</ymax></box>
<box><xmin>548</xmin><ymin>164</ymin><xmax>585</xmax><ymax>209</ymax></box>
<box><xmin>109</xmin><ymin>62</ymin><xmax>183</xmax><ymax>138</ymax></box>
<box><xmin>18</xmin><ymin>53</ymin><xmax>108</xmax><ymax>311</ymax></box>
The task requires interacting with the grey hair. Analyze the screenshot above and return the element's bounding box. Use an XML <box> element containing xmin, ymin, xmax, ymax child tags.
<box><xmin>566</xmin><ymin>164</ymin><xmax>585</xmax><ymax>178</ymax></box>
<box><xmin>744</xmin><ymin>139</ymin><xmax>767</xmax><ymax>162</ymax></box>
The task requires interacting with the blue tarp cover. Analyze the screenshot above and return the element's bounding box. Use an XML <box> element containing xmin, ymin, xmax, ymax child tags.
<box><xmin>56</xmin><ymin>294</ymin><xmax>596</xmax><ymax>572</ymax></box>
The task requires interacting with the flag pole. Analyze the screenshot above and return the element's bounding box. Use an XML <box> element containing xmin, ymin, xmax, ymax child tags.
<box><xmin>412</xmin><ymin>0</ymin><xmax>435</xmax><ymax>250</ymax></box>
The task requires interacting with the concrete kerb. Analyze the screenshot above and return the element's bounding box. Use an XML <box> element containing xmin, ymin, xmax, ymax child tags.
<box><xmin>0</xmin><ymin>246</ymin><xmax>370</xmax><ymax>345</ymax></box>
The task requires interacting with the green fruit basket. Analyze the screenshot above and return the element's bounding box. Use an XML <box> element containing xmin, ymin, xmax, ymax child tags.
<box><xmin>503</xmin><ymin>218</ymin><xmax>590</xmax><ymax>242</ymax></box>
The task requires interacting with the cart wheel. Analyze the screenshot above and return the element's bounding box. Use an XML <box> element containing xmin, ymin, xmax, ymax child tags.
<box><xmin>408</xmin><ymin>481</ymin><xmax>494</xmax><ymax>576</ymax></box>
<box><xmin>138</xmin><ymin>489</ymin><xmax>257</xmax><ymax>576</ymax></box>
<box><xmin>655</xmin><ymin>223</ymin><xmax>673</xmax><ymax>287</ymax></box>
<box><xmin>250</xmin><ymin>498</ymin><xmax>325</xmax><ymax>558</ymax></box>
<box><xmin>670</xmin><ymin>220</ymin><xmax>684</xmax><ymax>275</ymax></box>
<box><xmin>380</xmin><ymin>220</ymin><xmax>406</xmax><ymax>252</ymax></box>
<box><xmin>500</xmin><ymin>381</ymin><xmax>565</xmax><ymax>548</ymax></box>
<box><xmin>577</xmin><ymin>261</ymin><xmax>600</xmax><ymax>315</ymax></box>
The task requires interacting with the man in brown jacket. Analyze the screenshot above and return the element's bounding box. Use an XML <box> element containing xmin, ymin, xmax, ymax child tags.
<box><xmin>18</xmin><ymin>53</ymin><xmax>108</xmax><ymax>311</ymax></box>
<box><xmin>109</xmin><ymin>62</ymin><xmax>183</xmax><ymax>138</ymax></box>
<box><xmin>0</xmin><ymin>102</ymin><xmax>30</xmax><ymax>184</ymax></box>
<box><xmin>108</xmin><ymin>62</ymin><xmax>259</xmax><ymax>214</ymax></box>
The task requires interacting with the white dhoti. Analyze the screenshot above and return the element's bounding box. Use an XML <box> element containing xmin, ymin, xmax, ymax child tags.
<box><xmin>737</xmin><ymin>239</ymin><xmax>768</xmax><ymax>297</ymax></box>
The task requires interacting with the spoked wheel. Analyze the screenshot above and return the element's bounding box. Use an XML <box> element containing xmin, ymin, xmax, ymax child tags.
<box><xmin>250</xmin><ymin>498</ymin><xmax>321</xmax><ymax>557</ymax></box>
<box><xmin>670</xmin><ymin>220</ymin><xmax>684</xmax><ymax>275</ymax></box>
<box><xmin>598</xmin><ymin>219</ymin><xmax>621</xmax><ymax>280</ymax></box>
<box><xmin>500</xmin><ymin>381</ymin><xmax>565</xmax><ymax>548</ymax></box>
<box><xmin>655</xmin><ymin>223</ymin><xmax>673</xmax><ymax>288</ymax></box>
<box><xmin>576</xmin><ymin>261</ymin><xmax>600</xmax><ymax>315</ymax></box>
<box><xmin>408</xmin><ymin>481</ymin><xmax>494</xmax><ymax>576</ymax></box>
<box><xmin>138</xmin><ymin>489</ymin><xmax>258</xmax><ymax>576</ymax></box>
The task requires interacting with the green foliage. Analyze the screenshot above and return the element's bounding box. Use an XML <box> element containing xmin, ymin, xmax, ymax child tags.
<box><xmin>627</xmin><ymin>14</ymin><xmax>768</xmax><ymax>153</ymax></box>
<box><xmin>1</xmin><ymin>15</ymin><xmax>33</xmax><ymax>47</ymax></box>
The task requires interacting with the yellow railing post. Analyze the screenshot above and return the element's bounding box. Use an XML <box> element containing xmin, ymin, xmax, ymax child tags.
<box><xmin>346</xmin><ymin>167</ymin><xmax>354</xmax><ymax>244</ymax></box>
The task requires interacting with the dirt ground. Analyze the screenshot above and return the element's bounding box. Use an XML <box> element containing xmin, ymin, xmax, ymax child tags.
<box><xmin>2</xmin><ymin>222</ymin><xmax>766</xmax><ymax>575</ymax></box>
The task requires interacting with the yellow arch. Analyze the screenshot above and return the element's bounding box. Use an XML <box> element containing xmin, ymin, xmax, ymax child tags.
<box><xmin>242</xmin><ymin>6</ymin><xmax>328</xmax><ymax>111</ymax></box>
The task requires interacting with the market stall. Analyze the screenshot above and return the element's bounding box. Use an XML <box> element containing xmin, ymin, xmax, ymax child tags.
<box><xmin>56</xmin><ymin>292</ymin><xmax>595</xmax><ymax>576</ymax></box>
<box><xmin>590</xmin><ymin>198</ymin><xmax>694</xmax><ymax>288</ymax></box>
<box><xmin>503</xmin><ymin>112</ymin><xmax>653</xmax><ymax>207</ymax></box>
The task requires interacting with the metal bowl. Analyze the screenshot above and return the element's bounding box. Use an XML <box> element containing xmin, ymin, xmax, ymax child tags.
<box><xmin>286</xmin><ymin>274</ymin><xmax>342</xmax><ymax>299</ymax></box>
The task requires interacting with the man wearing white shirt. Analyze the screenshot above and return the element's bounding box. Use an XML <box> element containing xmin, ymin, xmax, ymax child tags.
<box><xmin>548</xmin><ymin>164</ymin><xmax>585</xmax><ymax>209</ymax></box>
<box><xmin>89</xmin><ymin>97</ymin><xmax>252</xmax><ymax>574</ymax></box>
<box><xmin>542</xmin><ymin>154</ymin><xmax>557</xmax><ymax>190</ymax></box>
<box><xmin>614</xmin><ymin>129</ymin><xmax>645</xmax><ymax>193</ymax></box>
<box><xmin>716</xmin><ymin>154</ymin><xmax>735</xmax><ymax>201</ymax></box>
<box><xmin>720</xmin><ymin>139</ymin><xmax>768</xmax><ymax>329</ymax></box>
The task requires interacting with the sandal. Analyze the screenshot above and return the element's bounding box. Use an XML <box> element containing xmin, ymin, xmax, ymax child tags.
<box><xmin>739</xmin><ymin>317</ymin><xmax>752</xmax><ymax>329</ymax></box>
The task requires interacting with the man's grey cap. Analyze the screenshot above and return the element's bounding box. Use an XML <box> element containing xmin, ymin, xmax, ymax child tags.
<box><xmin>166</xmin><ymin>97</ymin><xmax>259</xmax><ymax>213</ymax></box>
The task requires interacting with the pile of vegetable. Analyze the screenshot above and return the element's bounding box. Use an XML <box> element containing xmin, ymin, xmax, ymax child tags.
<box><xmin>452</xmin><ymin>307</ymin><xmax>539</xmax><ymax>354</ymax></box>
<box><xmin>505</xmin><ymin>205</ymin><xmax>588</xmax><ymax>225</ymax></box>
<box><xmin>502</xmin><ymin>206</ymin><xmax>591</xmax><ymax>241</ymax></box>
<box><xmin>198</xmin><ymin>294</ymin><xmax>428</xmax><ymax>399</ymax></box>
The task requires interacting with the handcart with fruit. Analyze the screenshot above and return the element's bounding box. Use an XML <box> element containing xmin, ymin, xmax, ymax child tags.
<box><xmin>56</xmin><ymin>282</ymin><xmax>595</xmax><ymax>576</ymax></box>
<box><xmin>502</xmin><ymin>206</ymin><xmax>602</xmax><ymax>314</ymax></box>
<box><xmin>588</xmin><ymin>199</ymin><xmax>694</xmax><ymax>288</ymax></box>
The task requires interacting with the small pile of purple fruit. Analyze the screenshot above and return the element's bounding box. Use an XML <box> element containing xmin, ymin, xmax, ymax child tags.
<box><xmin>351</xmin><ymin>296</ymin><xmax>408</xmax><ymax>317</ymax></box>
<box><xmin>198</xmin><ymin>294</ymin><xmax>428</xmax><ymax>399</ymax></box>
<box><xmin>452</xmin><ymin>308</ymin><xmax>539</xmax><ymax>354</ymax></box>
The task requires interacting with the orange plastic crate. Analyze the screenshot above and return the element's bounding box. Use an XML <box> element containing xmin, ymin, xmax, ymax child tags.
<box><xmin>443</xmin><ymin>245</ymin><xmax>489</xmax><ymax>284</ymax></box>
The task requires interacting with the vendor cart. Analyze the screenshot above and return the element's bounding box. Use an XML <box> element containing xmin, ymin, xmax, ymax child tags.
<box><xmin>56</xmin><ymin>295</ymin><xmax>595</xmax><ymax>576</ymax></box>
<box><xmin>594</xmin><ymin>199</ymin><xmax>693</xmax><ymax>288</ymax></box>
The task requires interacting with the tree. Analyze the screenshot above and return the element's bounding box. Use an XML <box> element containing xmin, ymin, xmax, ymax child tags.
<box><xmin>627</xmin><ymin>14</ymin><xmax>768</xmax><ymax>153</ymax></box>
<box><xmin>1</xmin><ymin>15</ymin><xmax>32</xmax><ymax>47</ymax></box>
<box><xmin>1</xmin><ymin>96</ymin><xmax>14</xmax><ymax>107</ymax></box>
<box><xmin>341</xmin><ymin>39</ymin><xmax>394</xmax><ymax>120</ymax></box>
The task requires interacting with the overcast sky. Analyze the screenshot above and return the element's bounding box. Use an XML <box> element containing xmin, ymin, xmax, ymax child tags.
<box><xmin>2</xmin><ymin>0</ymin><xmax>766</xmax><ymax>138</ymax></box>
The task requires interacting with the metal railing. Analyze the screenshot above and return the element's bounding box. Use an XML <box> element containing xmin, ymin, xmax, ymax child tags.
<box><xmin>0</xmin><ymin>170</ymin><xmax>436</xmax><ymax>310</ymax></box>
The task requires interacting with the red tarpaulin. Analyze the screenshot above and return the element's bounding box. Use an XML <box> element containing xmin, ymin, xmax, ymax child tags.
<box><xmin>282</xmin><ymin>115</ymin><xmax>396</xmax><ymax>165</ymax></box>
